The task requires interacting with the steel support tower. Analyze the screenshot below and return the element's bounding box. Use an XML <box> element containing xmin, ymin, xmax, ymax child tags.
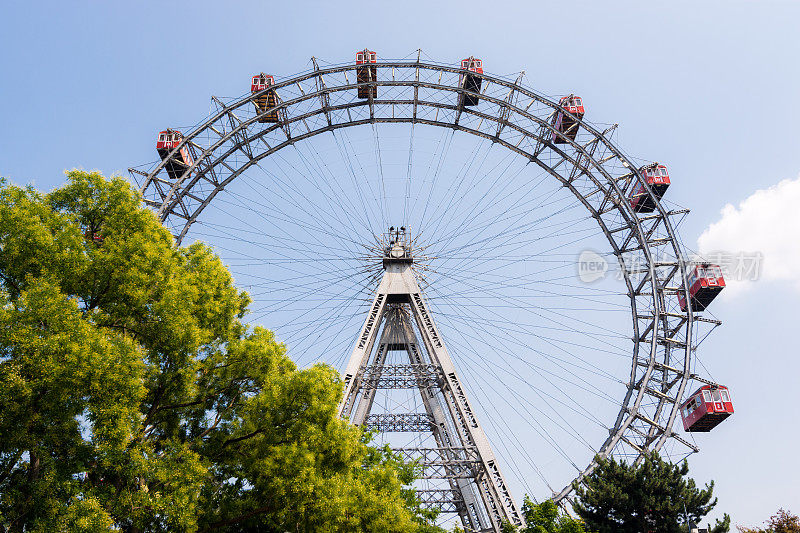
<box><xmin>338</xmin><ymin>229</ymin><xmax>524</xmax><ymax>532</ymax></box>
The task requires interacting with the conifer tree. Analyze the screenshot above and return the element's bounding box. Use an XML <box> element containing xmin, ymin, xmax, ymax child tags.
<box><xmin>572</xmin><ymin>451</ymin><xmax>729</xmax><ymax>533</ymax></box>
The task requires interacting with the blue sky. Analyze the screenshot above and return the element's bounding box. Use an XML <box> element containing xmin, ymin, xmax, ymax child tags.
<box><xmin>2</xmin><ymin>0</ymin><xmax>799</xmax><ymax>527</ymax></box>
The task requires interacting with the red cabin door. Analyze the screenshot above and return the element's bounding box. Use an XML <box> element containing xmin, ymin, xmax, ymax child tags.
<box><xmin>710</xmin><ymin>389</ymin><xmax>724</xmax><ymax>412</ymax></box>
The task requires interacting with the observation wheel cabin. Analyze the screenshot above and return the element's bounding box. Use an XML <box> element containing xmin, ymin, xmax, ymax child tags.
<box><xmin>156</xmin><ymin>129</ymin><xmax>193</xmax><ymax>180</ymax></box>
<box><xmin>630</xmin><ymin>163</ymin><xmax>671</xmax><ymax>213</ymax></box>
<box><xmin>458</xmin><ymin>56</ymin><xmax>483</xmax><ymax>107</ymax></box>
<box><xmin>356</xmin><ymin>49</ymin><xmax>377</xmax><ymax>99</ymax></box>
<box><xmin>679</xmin><ymin>263</ymin><xmax>725</xmax><ymax>311</ymax></box>
<box><xmin>251</xmin><ymin>73</ymin><xmax>280</xmax><ymax>123</ymax></box>
<box><xmin>551</xmin><ymin>95</ymin><xmax>584</xmax><ymax>143</ymax></box>
<box><xmin>680</xmin><ymin>385</ymin><xmax>733</xmax><ymax>432</ymax></box>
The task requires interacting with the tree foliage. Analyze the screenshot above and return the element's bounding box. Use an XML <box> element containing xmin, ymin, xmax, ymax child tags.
<box><xmin>518</xmin><ymin>497</ymin><xmax>591</xmax><ymax>533</ymax></box>
<box><xmin>0</xmin><ymin>171</ymin><xmax>441</xmax><ymax>532</ymax></box>
<box><xmin>572</xmin><ymin>452</ymin><xmax>729</xmax><ymax>533</ymax></box>
<box><xmin>738</xmin><ymin>509</ymin><xmax>800</xmax><ymax>533</ymax></box>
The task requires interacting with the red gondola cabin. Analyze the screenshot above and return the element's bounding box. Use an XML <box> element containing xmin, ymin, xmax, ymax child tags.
<box><xmin>630</xmin><ymin>163</ymin><xmax>671</xmax><ymax>213</ymax></box>
<box><xmin>251</xmin><ymin>73</ymin><xmax>280</xmax><ymax>123</ymax></box>
<box><xmin>680</xmin><ymin>385</ymin><xmax>733</xmax><ymax>432</ymax></box>
<box><xmin>356</xmin><ymin>49</ymin><xmax>377</xmax><ymax>99</ymax></box>
<box><xmin>156</xmin><ymin>129</ymin><xmax>193</xmax><ymax>180</ymax></box>
<box><xmin>458</xmin><ymin>57</ymin><xmax>483</xmax><ymax>107</ymax></box>
<box><xmin>551</xmin><ymin>95</ymin><xmax>584</xmax><ymax>144</ymax></box>
<box><xmin>678</xmin><ymin>263</ymin><xmax>725</xmax><ymax>311</ymax></box>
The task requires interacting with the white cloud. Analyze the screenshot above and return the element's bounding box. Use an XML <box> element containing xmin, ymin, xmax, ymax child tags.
<box><xmin>697</xmin><ymin>174</ymin><xmax>800</xmax><ymax>295</ymax></box>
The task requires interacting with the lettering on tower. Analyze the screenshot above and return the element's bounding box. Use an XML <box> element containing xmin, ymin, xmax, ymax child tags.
<box><xmin>358</xmin><ymin>294</ymin><xmax>385</xmax><ymax>349</ymax></box>
<box><xmin>412</xmin><ymin>293</ymin><xmax>442</xmax><ymax>348</ymax></box>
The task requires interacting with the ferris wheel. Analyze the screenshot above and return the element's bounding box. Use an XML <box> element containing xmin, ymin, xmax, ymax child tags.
<box><xmin>131</xmin><ymin>50</ymin><xmax>732</xmax><ymax>532</ymax></box>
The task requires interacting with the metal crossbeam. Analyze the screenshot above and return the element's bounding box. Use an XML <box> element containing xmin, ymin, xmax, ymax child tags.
<box><xmin>393</xmin><ymin>447</ymin><xmax>480</xmax><ymax>479</ymax></box>
<box><xmin>363</xmin><ymin>413</ymin><xmax>435</xmax><ymax>433</ymax></box>
<box><xmin>359</xmin><ymin>364</ymin><xmax>442</xmax><ymax>389</ymax></box>
<box><xmin>416</xmin><ymin>489</ymin><xmax>464</xmax><ymax>513</ymax></box>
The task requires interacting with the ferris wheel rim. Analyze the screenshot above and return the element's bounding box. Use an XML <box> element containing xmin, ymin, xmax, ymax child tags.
<box><xmin>130</xmin><ymin>56</ymin><xmax>704</xmax><ymax>504</ymax></box>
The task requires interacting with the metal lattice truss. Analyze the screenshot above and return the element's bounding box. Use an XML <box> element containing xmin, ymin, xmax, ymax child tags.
<box><xmin>361</xmin><ymin>364</ymin><xmax>442</xmax><ymax>389</ymax></box>
<box><xmin>339</xmin><ymin>261</ymin><xmax>524</xmax><ymax>531</ymax></box>
<box><xmin>416</xmin><ymin>489</ymin><xmax>465</xmax><ymax>514</ymax></box>
<box><xmin>130</xmin><ymin>55</ymin><xmax>720</xmax><ymax>518</ymax></box>
<box><xmin>363</xmin><ymin>413</ymin><xmax>436</xmax><ymax>433</ymax></box>
<box><xmin>392</xmin><ymin>447</ymin><xmax>480</xmax><ymax>479</ymax></box>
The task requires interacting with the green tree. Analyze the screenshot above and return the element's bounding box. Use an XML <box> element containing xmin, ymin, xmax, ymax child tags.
<box><xmin>738</xmin><ymin>509</ymin><xmax>800</xmax><ymax>533</ymax></box>
<box><xmin>572</xmin><ymin>452</ymin><xmax>730</xmax><ymax>533</ymax></box>
<box><xmin>496</xmin><ymin>498</ymin><xmax>592</xmax><ymax>533</ymax></box>
<box><xmin>0</xmin><ymin>171</ymin><xmax>441</xmax><ymax>532</ymax></box>
<box><xmin>521</xmin><ymin>497</ymin><xmax>591</xmax><ymax>533</ymax></box>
